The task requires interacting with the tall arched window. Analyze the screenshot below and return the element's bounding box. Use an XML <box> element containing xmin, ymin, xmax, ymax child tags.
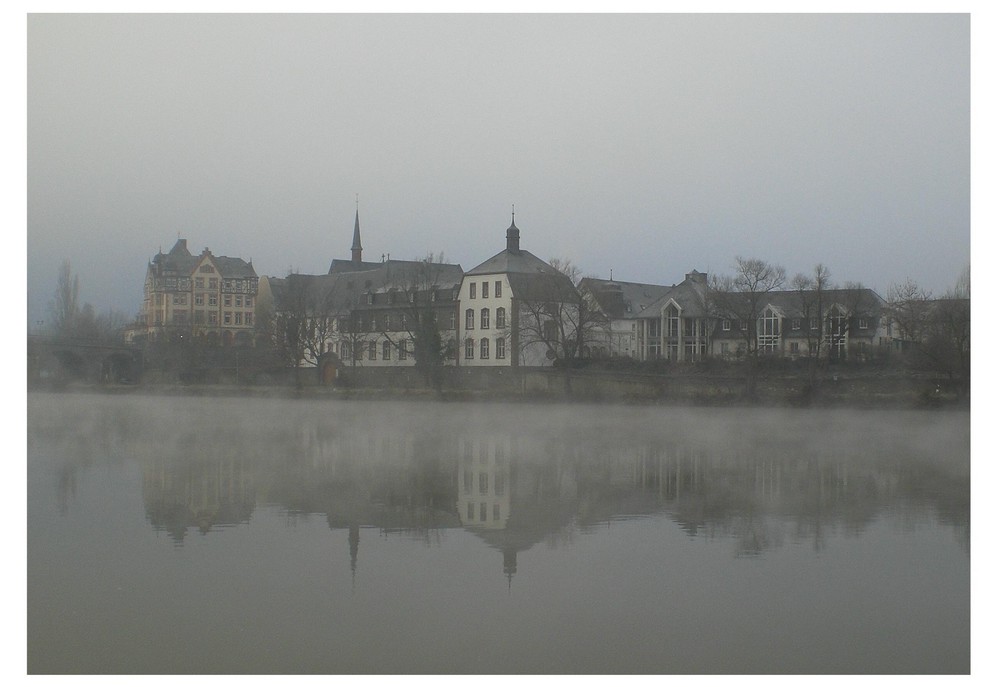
<box><xmin>465</xmin><ymin>308</ymin><xmax>475</xmax><ymax>330</ymax></box>
<box><xmin>465</xmin><ymin>338</ymin><xmax>475</xmax><ymax>359</ymax></box>
<box><xmin>480</xmin><ymin>337</ymin><xmax>490</xmax><ymax>359</ymax></box>
<box><xmin>481</xmin><ymin>308</ymin><xmax>490</xmax><ymax>329</ymax></box>
<box><xmin>496</xmin><ymin>307</ymin><xmax>506</xmax><ymax>328</ymax></box>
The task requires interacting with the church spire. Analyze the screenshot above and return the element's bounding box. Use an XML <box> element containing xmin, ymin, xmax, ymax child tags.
<box><xmin>351</xmin><ymin>196</ymin><xmax>363</xmax><ymax>264</ymax></box>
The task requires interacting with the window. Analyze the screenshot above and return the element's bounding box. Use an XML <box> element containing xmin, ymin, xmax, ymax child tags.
<box><xmin>195</xmin><ymin>277</ymin><xmax>205</xmax><ymax>289</ymax></box>
<box><xmin>722</xmin><ymin>319</ymin><xmax>731</xmax><ymax>331</ymax></box>
<box><xmin>759</xmin><ymin>308</ymin><xmax>780</xmax><ymax>352</ymax></box>
<box><xmin>494</xmin><ymin>471</ymin><xmax>505</xmax><ymax>495</ymax></box>
<box><xmin>496</xmin><ymin>307</ymin><xmax>506</xmax><ymax>328</ymax></box>
<box><xmin>493</xmin><ymin>504</ymin><xmax>501</xmax><ymax>521</ymax></box>
<box><xmin>366</xmin><ymin>292</ymin><xmax>373</xmax><ymax>305</ymax></box>
<box><xmin>369</xmin><ymin>341</ymin><xmax>377</xmax><ymax>360</ymax></box>
<box><xmin>482</xmin><ymin>281</ymin><xmax>489</xmax><ymax>299</ymax></box>
<box><xmin>465</xmin><ymin>309</ymin><xmax>475</xmax><ymax>330</ymax></box>
<box><xmin>208</xmin><ymin>313</ymin><xmax>218</xmax><ymax>325</ymax></box>
<box><xmin>208</xmin><ymin>294</ymin><xmax>218</xmax><ymax>306</ymax></box>
<box><xmin>354</xmin><ymin>342</ymin><xmax>364</xmax><ymax>360</ymax></box>
<box><xmin>469</xmin><ymin>282</ymin><xmax>476</xmax><ymax>299</ymax></box>
<box><xmin>234</xmin><ymin>312</ymin><xmax>242</xmax><ymax>325</ymax></box>
<box><xmin>399</xmin><ymin>339</ymin><xmax>408</xmax><ymax>360</ymax></box>
<box><xmin>480</xmin><ymin>502</ymin><xmax>487</xmax><ymax>522</ymax></box>
<box><xmin>224</xmin><ymin>295</ymin><xmax>232</xmax><ymax>307</ymax></box>
<box><xmin>810</xmin><ymin>317</ymin><xmax>819</xmax><ymax>330</ymax></box>
<box><xmin>155</xmin><ymin>293</ymin><xmax>163</xmax><ymax>306</ymax></box>
<box><xmin>792</xmin><ymin>318</ymin><xmax>801</xmax><ymax>330</ymax></box>
<box><xmin>235</xmin><ymin>296</ymin><xmax>242</xmax><ymax>307</ymax></box>
<box><xmin>465</xmin><ymin>338</ymin><xmax>475</xmax><ymax>359</ymax></box>
<box><xmin>340</xmin><ymin>342</ymin><xmax>349</xmax><ymax>359</ymax></box>
<box><xmin>193</xmin><ymin>311</ymin><xmax>204</xmax><ymax>324</ymax></box>
<box><xmin>495</xmin><ymin>281</ymin><xmax>502</xmax><ymax>298</ymax></box>
<box><xmin>481</xmin><ymin>308</ymin><xmax>490</xmax><ymax>329</ymax></box>
<box><xmin>246</xmin><ymin>312</ymin><xmax>253</xmax><ymax>326</ymax></box>
<box><xmin>741</xmin><ymin>320</ymin><xmax>748</xmax><ymax>331</ymax></box>
<box><xmin>245</xmin><ymin>297</ymin><xmax>253</xmax><ymax>308</ymax></box>
<box><xmin>173</xmin><ymin>293</ymin><xmax>187</xmax><ymax>305</ymax></box>
<box><xmin>479</xmin><ymin>472</ymin><xmax>489</xmax><ymax>494</ymax></box>
<box><xmin>209</xmin><ymin>278</ymin><xmax>218</xmax><ymax>290</ymax></box>
<box><xmin>448</xmin><ymin>311</ymin><xmax>456</xmax><ymax>330</ymax></box>
<box><xmin>720</xmin><ymin>342</ymin><xmax>729</xmax><ymax>356</ymax></box>
<box><xmin>859</xmin><ymin>317</ymin><xmax>869</xmax><ymax>330</ymax></box>
<box><xmin>224</xmin><ymin>312</ymin><xmax>231</xmax><ymax>325</ymax></box>
<box><xmin>382</xmin><ymin>340</ymin><xmax>391</xmax><ymax>360</ymax></box>
<box><xmin>199</xmin><ymin>265</ymin><xmax>214</xmax><ymax>274</ymax></box>
<box><xmin>195</xmin><ymin>294</ymin><xmax>204</xmax><ymax>306</ymax></box>
<box><xmin>480</xmin><ymin>337</ymin><xmax>490</xmax><ymax>359</ymax></box>
<box><xmin>496</xmin><ymin>337</ymin><xmax>506</xmax><ymax>359</ymax></box>
<box><xmin>467</xmin><ymin>503</ymin><xmax>475</xmax><ymax>520</ymax></box>
<box><xmin>790</xmin><ymin>342</ymin><xmax>800</xmax><ymax>354</ymax></box>
<box><xmin>408</xmin><ymin>290</ymin><xmax>415</xmax><ymax>303</ymax></box>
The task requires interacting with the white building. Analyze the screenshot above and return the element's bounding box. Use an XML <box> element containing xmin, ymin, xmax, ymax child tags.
<box><xmin>457</xmin><ymin>215</ymin><xmax>580</xmax><ymax>367</ymax></box>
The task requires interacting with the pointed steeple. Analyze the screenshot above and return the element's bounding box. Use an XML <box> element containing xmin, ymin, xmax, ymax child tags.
<box><xmin>351</xmin><ymin>198</ymin><xmax>363</xmax><ymax>264</ymax></box>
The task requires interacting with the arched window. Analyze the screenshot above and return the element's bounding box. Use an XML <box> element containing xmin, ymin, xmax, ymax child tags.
<box><xmin>496</xmin><ymin>307</ymin><xmax>506</xmax><ymax>328</ymax></box>
<box><xmin>465</xmin><ymin>309</ymin><xmax>475</xmax><ymax>330</ymax></box>
<box><xmin>340</xmin><ymin>341</ymin><xmax>349</xmax><ymax>360</ymax></box>
<box><xmin>496</xmin><ymin>337</ymin><xmax>506</xmax><ymax>359</ymax></box>
<box><xmin>465</xmin><ymin>338</ymin><xmax>475</xmax><ymax>359</ymax></box>
<box><xmin>382</xmin><ymin>340</ymin><xmax>391</xmax><ymax>360</ymax></box>
<box><xmin>480</xmin><ymin>337</ymin><xmax>490</xmax><ymax>359</ymax></box>
<box><xmin>481</xmin><ymin>308</ymin><xmax>490</xmax><ymax>329</ymax></box>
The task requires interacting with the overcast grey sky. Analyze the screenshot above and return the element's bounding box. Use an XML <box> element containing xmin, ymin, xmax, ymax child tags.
<box><xmin>26</xmin><ymin>13</ymin><xmax>969</xmax><ymax>327</ymax></box>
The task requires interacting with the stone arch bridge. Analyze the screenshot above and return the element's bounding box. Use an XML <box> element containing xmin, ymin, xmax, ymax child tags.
<box><xmin>28</xmin><ymin>335</ymin><xmax>143</xmax><ymax>386</ymax></box>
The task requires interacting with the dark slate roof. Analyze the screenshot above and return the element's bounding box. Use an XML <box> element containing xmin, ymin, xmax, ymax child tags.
<box><xmin>632</xmin><ymin>281</ymin><xmax>887</xmax><ymax>321</ymax></box>
<box><xmin>465</xmin><ymin>247</ymin><xmax>577</xmax><ymax>301</ymax></box>
<box><xmin>635</xmin><ymin>273</ymin><xmax>712</xmax><ymax>319</ymax></box>
<box><xmin>269</xmin><ymin>259</ymin><xmax>464</xmax><ymax>314</ymax></box>
<box><xmin>466</xmin><ymin>247</ymin><xmax>563</xmax><ymax>277</ymax></box>
<box><xmin>213</xmin><ymin>255</ymin><xmax>257</xmax><ymax>279</ymax></box>
<box><xmin>579</xmin><ymin>277</ymin><xmax>674</xmax><ymax>319</ymax></box>
<box><xmin>328</xmin><ymin>259</ymin><xmax>385</xmax><ymax>274</ymax></box>
<box><xmin>150</xmin><ymin>238</ymin><xmax>255</xmax><ymax>279</ymax></box>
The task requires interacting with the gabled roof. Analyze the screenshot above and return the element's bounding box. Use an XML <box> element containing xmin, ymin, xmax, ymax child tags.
<box><xmin>579</xmin><ymin>278</ymin><xmax>674</xmax><ymax>319</ymax></box>
<box><xmin>150</xmin><ymin>238</ymin><xmax>256</xmax><ymax>279</ymax></box>
<box><xmin>634</xmin><ymin>272</ymin><xmax>712</xmax><ymax>319</ymax></box>
<box><xmin>269</xmin><ymin>259</ymin><xmax>464</xmax><ymax>314</ymax></box>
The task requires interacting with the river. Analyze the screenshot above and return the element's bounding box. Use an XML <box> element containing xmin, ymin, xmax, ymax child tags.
<box><xmin>26</xmin><ymin>392</ymin><xmax>969</xmax><ymax>674</ymax></box>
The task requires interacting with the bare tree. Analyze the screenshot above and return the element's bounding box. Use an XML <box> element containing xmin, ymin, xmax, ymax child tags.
<box><xmin>359</xmin><ymin>253</ymin><xmax>461</xmax><ymax>388</ymax></box>
<box><xmin>888</xmin><ymin>272</ymin><xmax>970</xmax><ymax>385</ymax></box>
<box><xmin>709</xmin><ymin>256</ymin><xmax>786</xmax><ymax>395</ymax></box>
<box><xmin>50</xmin><ymin>260</ymin><xmax>80</xmax><ymax>338</ymax></box>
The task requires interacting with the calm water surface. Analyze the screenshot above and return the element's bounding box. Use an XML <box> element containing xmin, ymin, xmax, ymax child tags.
<box><xmin>27</xmin><ymin>392</ymin><xmax>969</xmax><ymax>674</ymax></box>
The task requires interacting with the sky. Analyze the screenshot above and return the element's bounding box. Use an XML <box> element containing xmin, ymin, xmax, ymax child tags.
<box><xmin>25</xmin><ymin>12</ymin><xmax>971</xmax><ymax>329</ymax></box>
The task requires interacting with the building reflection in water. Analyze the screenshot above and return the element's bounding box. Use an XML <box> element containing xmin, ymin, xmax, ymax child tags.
<box><xmin>40</xmin><ymin>400</ymin><xmax>967</xmax><ymax>578</ymax></box>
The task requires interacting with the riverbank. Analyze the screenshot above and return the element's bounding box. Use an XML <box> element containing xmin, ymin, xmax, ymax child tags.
<box><xmin>29</xmin><ymin>366</ymin><xmax>969</xmax><ymax>410</ymax></box>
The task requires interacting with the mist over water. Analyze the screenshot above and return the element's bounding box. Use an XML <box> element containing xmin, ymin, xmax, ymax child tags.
<box><xmin>27</xmin><ymin>393</ymin><xmax>969</xmax><ymax>674</ymax></box>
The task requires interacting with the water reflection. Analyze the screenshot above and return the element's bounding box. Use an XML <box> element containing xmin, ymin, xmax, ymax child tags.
<box><xmin>30</xmin><ymin>394</ymin><xmax>969</xmax><ymax>572</ymax></box>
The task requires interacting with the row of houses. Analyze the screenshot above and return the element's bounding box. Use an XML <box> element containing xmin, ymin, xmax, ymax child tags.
<box><xmin>131</xmin><ymin>211</ymin><xmax>908</xmax><ymax>371</ymax></box>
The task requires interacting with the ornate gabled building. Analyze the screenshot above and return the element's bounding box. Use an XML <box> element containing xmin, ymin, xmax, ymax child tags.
<box><xmin>135</xmin><ymin>238</ymin><xmax>258</xmax><ymax>346</ymax></box>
